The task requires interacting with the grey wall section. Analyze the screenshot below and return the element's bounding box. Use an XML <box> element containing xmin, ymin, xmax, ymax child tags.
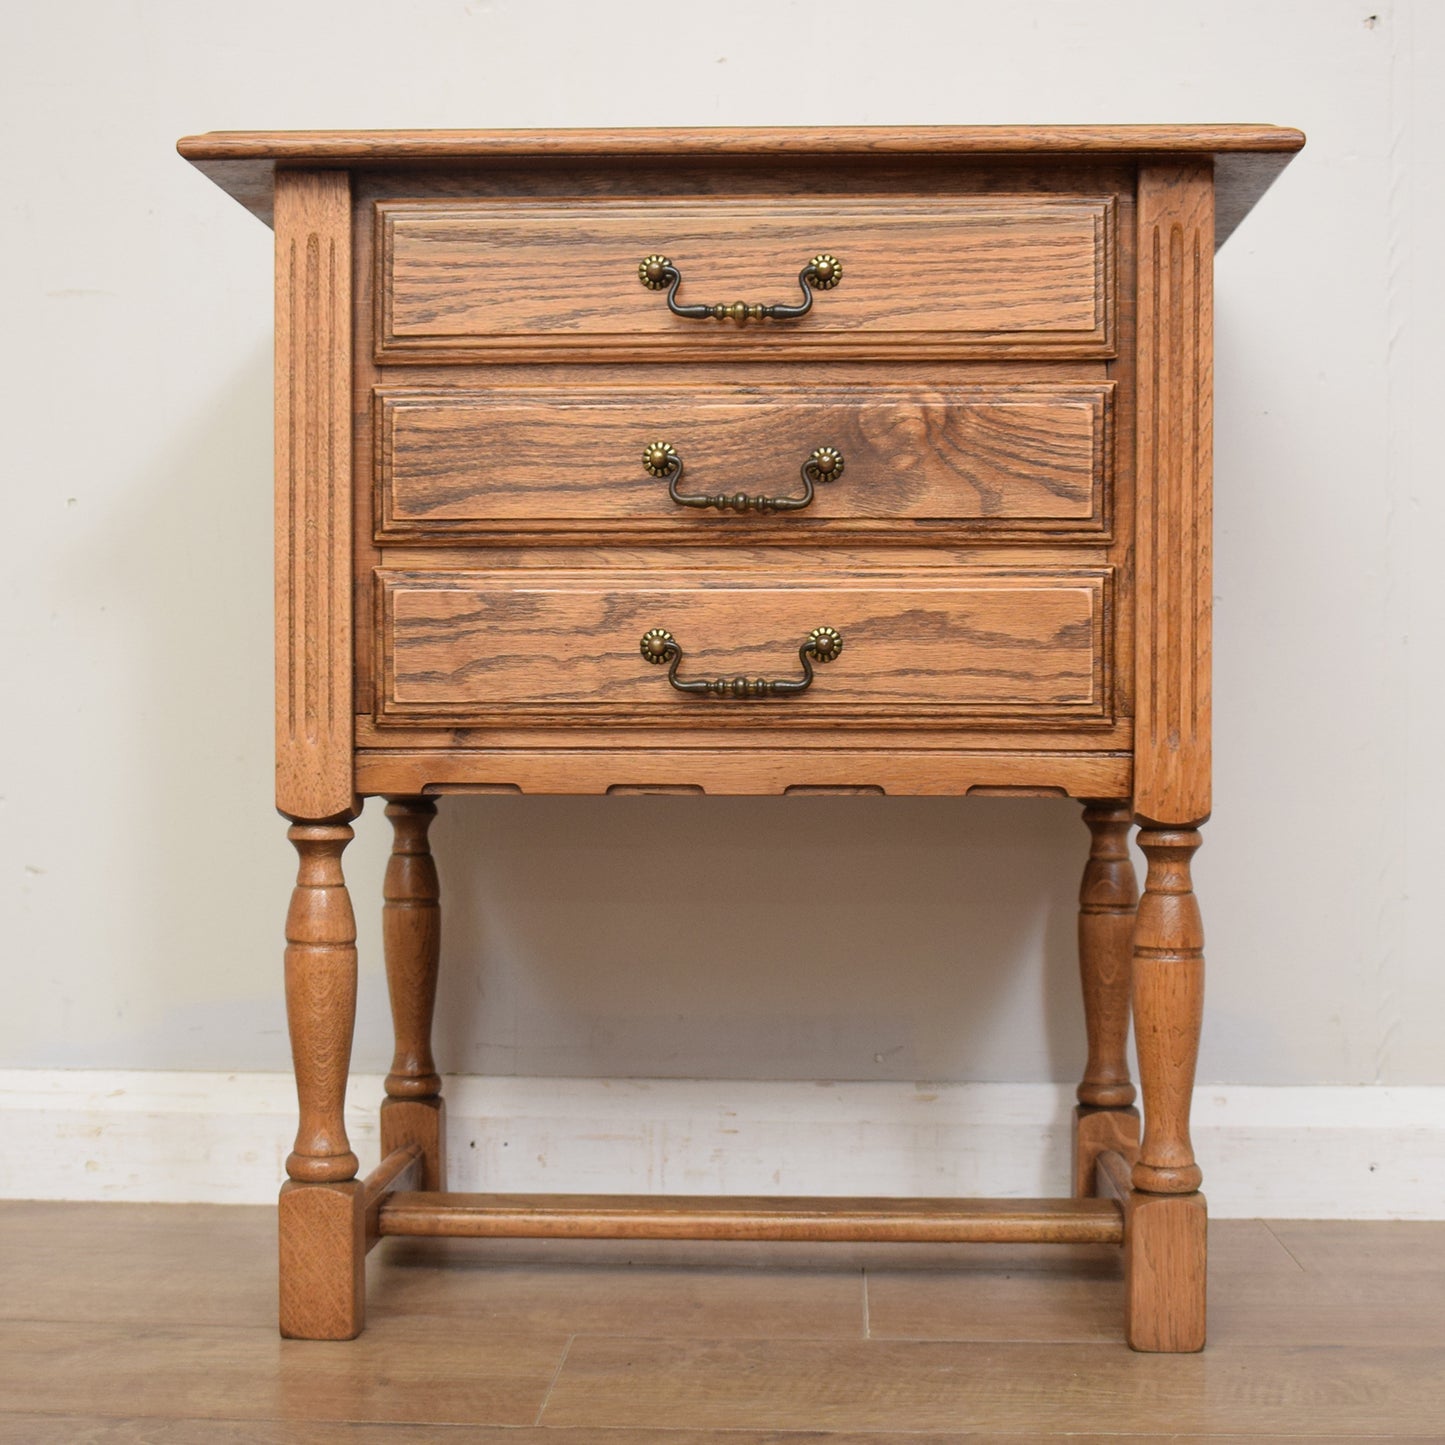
<box><xmin>2</xmin><ymin>0</ymin><xmax>1440</xmax><ymax>1086</ymax></box>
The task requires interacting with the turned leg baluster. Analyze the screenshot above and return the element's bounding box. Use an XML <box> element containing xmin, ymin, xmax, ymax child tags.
<box><xmin>279</xmin><ymin>818</ymin><xmax>365</xmax><ymax>1340</ymax></box>
<box><xmin>380</xmin><ymin>797</ymin><xmax>447</xmax><ymax>1191</ymax></box>
<box><xmin>1132</xmin><ymin>826</ymin><xmax>1205</xmax><ymax>1195</ymax></box>
<box><xmin>1072</xmin><ymin>800</ymin><xmax>1141</xmax><ymax>1196</ymax></box>
<box><xmin>283</xmin><ymin>822</ymin><xmax>360</xmax><ymax>1182</ymax></box>
<box><xmin>1123</xmin><ymin>822</ymin><xmax>1207</xmax><ymax>1352</ymax></box>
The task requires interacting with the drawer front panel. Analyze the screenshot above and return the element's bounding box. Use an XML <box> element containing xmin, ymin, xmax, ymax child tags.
<box><xmin>376</xmin><ymin>197</ymin><xmax>1115</xmax><ymax>362</ymax></box>
<box><xmin>376</xmin><ymin>383</ymin><xmax>1112</xmax><ymax>540</ymax></box>
<box><xmin>376</xmin><ymin>569</ymin><xmax>1110</xmax><ymax>727</ymax></box>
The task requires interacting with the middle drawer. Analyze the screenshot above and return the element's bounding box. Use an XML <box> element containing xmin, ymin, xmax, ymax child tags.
<box><xmin>374</xmin><ymin>381</ymin><xmax>1113</xmax><ymax>543</ymax></box>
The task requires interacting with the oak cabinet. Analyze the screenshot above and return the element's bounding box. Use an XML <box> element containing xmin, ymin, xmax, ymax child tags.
<box><xmin>179</xmin><ymin>124</ymin><xmax>1303</xmax><ymax>1350</ymax></box>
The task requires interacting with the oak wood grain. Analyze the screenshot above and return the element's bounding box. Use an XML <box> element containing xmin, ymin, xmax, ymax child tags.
<box><xmin>379</xmin><ymin>1193</ymin><xmax>1124</xmax><ymax>1245</ymax></box>
<box><xmin>362</xmin><ymin>1144</ymin><xmax>423</xmax><ymax>1252</ymax></box>
<box><xmin>376</xmin><ymin>568</ymin><xmax>1109</xmax><ymax>726</ymax></box>
<box><xmin>1123</xmin><ymin>1188</ymin><xmax>1208</xmax><ymax>1352</ymax></box>
<box><xmin>283</xmin><ymin>823</ymin><xmax>359</xmax><ymax>1184</ymax></box>
<box><xmin>365</xmin><ymin>537</ymin><xmax>1122</xmax><ymax>570</ymax></box>
<box><xmin>353</xmin><ymin>714</ymin><xmax>1135</xmax><ymax>752</ymax></box>
<box><xmin>1133</xmin><ymin>162</ymin><xmax>1213</xmax><ymax>826</ymax></box>
<box><xmin>376</xmin><ymin>196</ymin><xmax>1113</xmax><ymax>362</ymax></box>
<box><xmin>357</xmin><ymin>159</ymin><xmax>1136</xmax><ymax>214</ymax></box>
<box><xmin>178</xmin><ymin>124</ymin><xmax>1299</xmax><ymax>1350</ymax></box>
<box><xmin>353</xmin><ymin>747</ymin><xmax>1132</xmax><ymax>798</ymax></box>
<box><xmin>278</xmin><ymin>1178</ymin><xmax>365</xmax><ymax>1339</ymax></box>
<box><xmin>278</xmin><ymin>818</ymin><xmax>369</xmax><ymax>1329</ymax></box>
<box><xmin>177</xmin><ymin>126</ymin><xmax>1304</xmax><ymax>246</ymax></box>
<box><xmin>352</xmin><ymin>542</ymin><xmax>1131</xmax><ymax>750</ymax></box>
<box><xmin>182</xmin><ymin>124</ymin><xmax>1309</xmax><ymax>161</ymax></box>
<box><xmin>1097</xmin><ymin>1148</ymin><xmax>1207</xmax><ymax>1351</ymax></box>
<box><xmin>379</xmin><ymin>1097</ymin><xmax>447</xmax><ymax>1199</ymax></box>
<box><xmin>1131</xmin><ymin>827</ymin><xmax>1206</xmax><ymax>1196</ymax></box>
<box><xmin>381</xmin><ymin>798</ymin><xmax>442</xmax><ymax>1101</ymax></box>
<box><xmin>1076</xmin><ymin>800</ymin><xmax>1139</xmax><ymax>1109</ymax></box>
<box><xmin>376</xmin><ymin>382</ymin><xmax>1113</xmax><ymax>540</ymax></box>
<box><xmin>1072</xmin><ymin>1106</ymin><xmax>1140</xmax><ymax>1201</ymax></box>
<box><xmin>274</xmin><ymin>170</ymin><xmax>355</xmax><ymax>820</ymax></box>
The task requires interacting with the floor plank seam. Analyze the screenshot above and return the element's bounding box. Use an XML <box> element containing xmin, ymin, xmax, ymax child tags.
<box><xmin>1263</xmin><ymin>1221</ymin><xmax>1310</xmax><ymax>1273</ymax></box>
<box><xmin>463</xmin><ymin>1327</ymin><xmax>1144</xmax><ymax>1349</ymax></box>
<box><xmin>854</xmin><ymin>1333</ymin><xmax>1127</xmax><ymax>1348</ymax></box>
<box><xmin>861</xmin><ymin>1267</ymin><xmax>871</xmax><ymax>1339</ymax></box>
<box><xmin>5</xmin><ymin>1422</ymin><xmax>1424</xmax><ymax>1440</ymax></box>
<box><xmin>534</xmin><ymin>1332</ymin><xmax>574</xmax><ymax>1427</ymax></box>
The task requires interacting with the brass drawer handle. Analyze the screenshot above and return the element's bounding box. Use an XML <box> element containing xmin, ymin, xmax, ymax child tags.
<box><xmin>637</xmin><ymin>252</ymin><xmax>842</xmax><ymax>321</ymax></box>
<box><xmin>642</xmin><ymin>441</ymin><xmax>843</xmax><ymax>514</ymax></box>
<box><xmin>639</xmin><ymin>626</ymin><xmax>844</xmax><ymax>698</ymax></box>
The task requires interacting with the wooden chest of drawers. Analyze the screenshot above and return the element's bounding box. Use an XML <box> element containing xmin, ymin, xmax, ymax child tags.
<box><xmin>179</xmin><ymin>124</ymin><xmax>1303</xmax><ymax>1350</ymax></box>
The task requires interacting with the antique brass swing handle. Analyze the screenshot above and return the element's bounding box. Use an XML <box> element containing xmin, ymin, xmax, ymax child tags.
<box><xmin>637</xmin><ymin>252</ymin><xmax>842</xmax><ymax>321</ymax></box>
<box><xmin>638</xmin><ymin>626</ymin><xmax>845</xmax><ymax>698</ymax></box>
<box><xmin>641</xmin><ymin>441</ymin><xmax>844</xmax><ymax>514</ymax></box>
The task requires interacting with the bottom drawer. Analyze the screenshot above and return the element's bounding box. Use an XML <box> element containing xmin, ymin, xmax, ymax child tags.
<box><xmin>375</xmin><ymin>567</ymin><xmax>1110</xmax><ymax>728</ymax></box>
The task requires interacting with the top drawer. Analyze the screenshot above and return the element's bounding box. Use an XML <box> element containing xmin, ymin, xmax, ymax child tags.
<box><xmin>374</xmin><ymin>196</ymin><xmax>1116</xmax><ymax>364</ymax></box>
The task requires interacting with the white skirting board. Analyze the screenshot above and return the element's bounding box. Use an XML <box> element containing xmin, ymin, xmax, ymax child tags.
<box><xmin>0</xmin><ymin>1071</ymin><xmax>1441</xmax><ymax>1218</ymax></box>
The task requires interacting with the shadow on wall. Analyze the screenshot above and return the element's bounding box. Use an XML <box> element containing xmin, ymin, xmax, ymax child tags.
<box><xmin>70</xmin><ymin>343</ymin><xmax>1097</xmax><ymax>1085</ymax></box>
<box><xmin>43</xmin><ymin>339</ymin><xmax>366</xmax><ymax>1071</ymax></box>
<box><xmin>430</xmin><ymin>793</ymin><xmax>1091</xmax><ymax>1085</ymax></box>
<box><xmin>93</xmin><ymin>341</ymin><xmax>307</xmax><ymax>1063</ymax></box>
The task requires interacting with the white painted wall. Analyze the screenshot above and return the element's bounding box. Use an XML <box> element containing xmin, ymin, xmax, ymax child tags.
<box><xmin>10</xmin><ymin>1072</ymin><xmax>1442</xmax><ymax>1219</ymax></box>
<box><xmin>2</xmin><ymin>1</ymin><xmax>1441</xmax><ymax>1145</ymax></box>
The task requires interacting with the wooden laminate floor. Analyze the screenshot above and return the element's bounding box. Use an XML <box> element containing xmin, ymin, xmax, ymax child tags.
<box><xmin>0</xmin><ymin>1203</ymin><xmax>1442</xmax><ymax>1441</ymax></box>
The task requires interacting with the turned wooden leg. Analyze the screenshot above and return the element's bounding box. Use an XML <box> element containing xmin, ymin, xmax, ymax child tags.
<box><xmin>1126</xmin><ymin>822</ymin><xmax>1207</xmax><ymax>1352</ymax></box>
<box><xmin>1072</xmin><ymin>800</ymin><xmax>1140</xmax><ymax>1197</ymax></box>
<box><xmin>278</xmin><ymin>819</ymin><xmax>365</xmax><ymax>1340</ymax></box>
<box><xmin>380</xmin><ymin>797</ymin><xmax>446</xmax><ymax>1192</ymax></box>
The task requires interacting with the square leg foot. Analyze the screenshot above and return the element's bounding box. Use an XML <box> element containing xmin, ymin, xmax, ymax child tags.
<box><xmin>380</xmin><ymin>1096</ymin><xmax>447</xmax><ymax>1192</ymax></box>
<box><xmin>278</xmin><ymin>1178</ymin><xmax>366</xmax><ymax>1340</ymax></box>
<box><xmin>1124</xmin><ymin>1188</ymin><xmax>1207</xmax><ymax>1352</ymax></box>
<box><xmin>1072</xmin><ymin>1105</ymin><xmax>1140</xmax><ymax>1198</ymax></box>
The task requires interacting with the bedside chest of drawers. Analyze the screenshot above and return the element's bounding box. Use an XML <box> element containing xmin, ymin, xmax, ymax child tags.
<box><xmin>177</xmin><ymin>125</ymin><xmax>1304</xmax><ymax>1351</ymax></box>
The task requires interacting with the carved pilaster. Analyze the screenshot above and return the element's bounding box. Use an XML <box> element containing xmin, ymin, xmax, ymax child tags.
<box><xmin>1134</xmin><ymin>162</ymin><xmax>1213</xmax><ymax>826</ymax></box>
<box><xmin>274</xmin><ymin>169</ymin><xmax>354</xmax><ymax>820</ymax></box>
